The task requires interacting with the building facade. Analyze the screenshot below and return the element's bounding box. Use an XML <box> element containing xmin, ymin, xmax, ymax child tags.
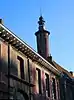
<box><xmin>0</xmin><ymin>17</ymin><xmax>74</xmax><ymax>100</ymax></box>
<box><xmin>0</xmin><ymin>18</ymin><xmax>60</xmax><ymax>100</ymax></box>
<box><xmin>53</xmin><ymin>61</ymin><xmax>74</xmax><ymax>100</ymax></box>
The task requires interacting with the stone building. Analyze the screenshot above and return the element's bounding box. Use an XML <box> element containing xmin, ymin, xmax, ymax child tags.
<box><xmin>0</xmin><ymin>17</ymin><xmax>60</xmax><ymax>100</ymax></box>
<box><xmin>0</xmin><ymin>16</ymin><xmax>74</xmax><ymax>100</ymax></box>
<box><xmin>53</xmin><ymin>61</ymin><xmax>74</xmax><ymax>100</ymax></box>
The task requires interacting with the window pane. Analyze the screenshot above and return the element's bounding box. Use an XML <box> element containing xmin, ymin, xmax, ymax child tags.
<box><xmin>36</xmin><ymin>68</ymin><xmax>41</xmax><ymax>94</ymax></box>
<box><xmin>52</xmin><ymin>78</ymin><xmax>56</xmax><ymax>99</ymax></box>
<box><xmin>45</xmin><ymin>73</ymin><xmax>50</xmax><ymax>97</ymax></box>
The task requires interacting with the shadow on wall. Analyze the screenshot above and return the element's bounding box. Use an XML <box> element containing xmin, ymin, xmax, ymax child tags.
<box><xmin>0</xmin><ymin>58</ymin><xmax>18</xmax><ymax>76</ymax></box>
<box><xmin>0</xmin><ymin>58</ymin><xmax>29</xmax><ymax>99</ymax></box>
<box><xmin>0</xmin><ymin>58</ymin><xmax>8</xmax><ymax>74</ymax></box>
<box><xmin>16</xmin><ymin>89</ymin><xmax>29</xmax><ymax>100</ymax></box>
<box><xmin>0</xmin><ymin>58</ymin><xmax>18</xmax><ymax>92</ymax></box>
<box><xmin>33</xmin><ymin>94</ymin><xmax>49</xmax><ymax>100</ymax></box>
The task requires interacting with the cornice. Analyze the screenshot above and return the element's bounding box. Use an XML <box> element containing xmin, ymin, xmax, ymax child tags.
<box><xmin>0</xmin><ymin>23</ymin><xmax>60</xmax><ymax>75</ymax></box>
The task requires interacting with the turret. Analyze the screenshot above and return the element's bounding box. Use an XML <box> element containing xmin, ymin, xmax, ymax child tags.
<box><xmin>35</xmin><ymin>16</ymin><xmax>50</xmax><ymax>59</ymax></box>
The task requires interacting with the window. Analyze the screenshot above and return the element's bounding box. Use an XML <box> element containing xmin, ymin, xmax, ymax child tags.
<box><xmin>57</xmin><ymin>81</ymin><xmax>60</xmax><ymax>100</ymax></box>
<box><xmin>45</xmin><ymin>73</ymin><xmax>50</xmax><ymax>97</ymax></box>
<box><xmin>17</xmin><ymin>56</ymin><xmax>24</xmax><ymax>79</ymax></box>
<box><xmin>36</xmin><ymin>68</ymin><xmax>41</xmax><ymax>94</ymax></box>
<box><xmin>52</xmin><ymin>78</ymin><xmax>56</xmax><ymax>99</ymax></box>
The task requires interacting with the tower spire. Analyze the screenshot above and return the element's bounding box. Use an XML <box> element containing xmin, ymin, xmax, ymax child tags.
<box><xmin>38</xmin><ymin>16</ymin><xmax>45</xmax><ymax>30</ymax></box>
<box><xmin>35</xmin><ymin>16</ymin><xmax>50</xmax><ymax>59</ymax></box>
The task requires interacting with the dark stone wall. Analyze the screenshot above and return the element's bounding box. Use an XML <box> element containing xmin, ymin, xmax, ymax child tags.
<box><xmin>60</xmin><ymin>76</ymin><xmax>74</xmax><ymax>100</ymax></box>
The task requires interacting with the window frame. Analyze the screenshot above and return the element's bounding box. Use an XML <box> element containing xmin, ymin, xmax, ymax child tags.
<box><xmin>36</xmin><ymin>68</ymin><xmax>42</xmax><ymax>94</ymax></box>
<box><xmin>17</xmin><ymin>56</ymin><xmax>24</xmax><ymax>79</ymax></box>
<box><xmin>45</xmin><ymin>73</ymin><xmax>50</xmax><ymax>97</ymax></box>
<box><xmin>52</xmin><ymin>78</ymin><xmax>56</xmax><ymax>99</ymax></box>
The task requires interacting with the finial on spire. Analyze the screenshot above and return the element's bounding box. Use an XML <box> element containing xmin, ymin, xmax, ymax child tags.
<box><xmin>38</xmin><ymin>16</ymin><xmax>45</xmax><ymax>30</ymax></box>
<box><xmin>40</xmin><ymin>7</ymin><xmax>42</xmax><ymax>17</ymax></box>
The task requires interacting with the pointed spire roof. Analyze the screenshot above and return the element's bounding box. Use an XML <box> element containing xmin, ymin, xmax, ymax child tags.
<box><xmin>35</xmin><ymin>16</ymin><xmax>50</xmax><ymax>36</ymax></box>
<box><xmin>38</xmin><ymin>16</ymin><xmax>45</xmax><ymax>30</ymax></box>
<box><xmin>38</xmin><ymin>16</ymin><xmax>45</xmax><ymax>26</ymax></box>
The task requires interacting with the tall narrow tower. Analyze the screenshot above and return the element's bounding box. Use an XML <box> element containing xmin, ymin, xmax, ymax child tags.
<box><xmin>35</xmin><ymin>16</ymin><xmax>50</xmax><ymax>59</ymax></box>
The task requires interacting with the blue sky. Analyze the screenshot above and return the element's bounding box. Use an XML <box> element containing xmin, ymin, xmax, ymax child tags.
<box><xmin>0</xmin><ymin>0</ymin><xmax>74</xmax><ymax>71</ymax></box>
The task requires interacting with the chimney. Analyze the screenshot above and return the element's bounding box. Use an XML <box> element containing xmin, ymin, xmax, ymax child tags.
<box><xmin>47</xmin><ymin>54</ymin><xmax>52</xmax><ymax>63</ymax></box>
<box><xmin>0</xmin><ymin>19</ymin><xmax>3</xmax><ymax>24</ymax></box>
<box><xmin>70</xmin><ymin>71</ymin><xmax>74</xmax><ymax>77</ymax></box>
